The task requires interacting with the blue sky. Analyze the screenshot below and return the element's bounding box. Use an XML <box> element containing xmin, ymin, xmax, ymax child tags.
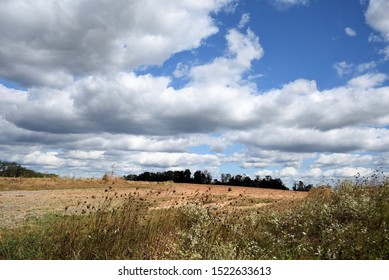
<box><xmin>1</xmin><ymin>0</ymin><xmax>389</xmax><ymax>187</ymax></box>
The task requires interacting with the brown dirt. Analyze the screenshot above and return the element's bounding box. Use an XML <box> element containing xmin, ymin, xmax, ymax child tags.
<box><xmin>0</xmin><ymin>178</ymin><xmax>307</xmax><ymax>228</ymax></box>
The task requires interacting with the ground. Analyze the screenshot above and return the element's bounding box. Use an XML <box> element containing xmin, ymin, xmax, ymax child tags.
<box><xmin>0</xmin><ymin>177</ymin><xmax>307</xmax><ymax>228</ymax></box>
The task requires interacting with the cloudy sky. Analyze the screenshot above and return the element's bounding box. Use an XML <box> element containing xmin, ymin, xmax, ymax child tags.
<box><xmin>1</xmin><ymin>0</ymin><xmax>389</xmax><ymax>186</ymax></box>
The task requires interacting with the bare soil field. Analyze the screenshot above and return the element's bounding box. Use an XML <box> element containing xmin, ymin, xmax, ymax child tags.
<box><xmin>0</xmin><ymin>177</ymin><xmax>307</xmax><ymax>228</ymax></box>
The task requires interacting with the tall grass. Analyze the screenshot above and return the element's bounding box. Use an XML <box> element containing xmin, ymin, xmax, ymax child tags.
<box><xmin>1</xmin><ymin>177</ymin><xmax>388</xmax><ymax>259</ymax></box>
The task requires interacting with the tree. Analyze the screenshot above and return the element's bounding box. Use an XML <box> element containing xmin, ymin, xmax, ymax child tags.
<box><xmin>192</xmin><ymin>170</ymin><xmax>212</xmax><ymax>184</ymax></box>
<box><xmin>137</xmin><ymin>172</ymin><xmax>151</xmax><ymax>181</ymax></box>
<box><xmin>293</xmin><ymin>180</ymin><xmax>313</xmax><ymax>192</ymax></box>
<box><xmin>258</xmin><ymin>176</ymin><xmax>288</xmax><ymax>190</ymax></box>
<box><xmin>221</xmin><ymin>173</ymin><xmax>232</xmax><ymax>184</ymax></box>
<box><xmin>193</xmin><ymin>170</ymin><xmax>203</xmax><ymax>184</ymax></box>
<box><xmin>122</xmin><ymin>169</ymin><xmax>289</xmax><ymax>190</ymax></box>
<box><xmin>183</xmin><ymin>169</ymin><xmax>191</xmax><ymax>183</ymax></box>
<box><xmin>0</xmin><ymin>161</ymin><xmax>57</xmax><ymax>178</ymax></box>
<box><xmin>243</xmin><ymin>175</ymin><xmax>253</xmax><ymax>187</ymax></box>
<box><xmin>0</xmin><ymin>161</ymin><xmax>23</xmax><ymax>177</ymax></box>
<box><xmin>203</xmin><ymin>170</ymin><xmax>212</xmax><ymax>184</ymax></box>
<box><xmin>124</xmin><ymin>174</ymin><xmax>137</xmax><ymax>181</ymax></box>
<box><xmin>173</xmin><ymin>170</ymin><xmax>185</xmax><ymax>183</ymax></box>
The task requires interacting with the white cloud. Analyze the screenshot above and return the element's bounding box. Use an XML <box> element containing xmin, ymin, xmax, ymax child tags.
<box><xmin>381</xmin><ymin>46</ymin><xmax>389</xmax><ymax>60</ymax></box>
<box><xmin>271</xmin><ymin>0</ymin><xmax>309</xmax><ymax>9</ymax></box>
<box><xmin>0</xmin><ymin>0</ymin><xmax>230</xmax><ymax>87</ymax></box>
<box><xmin>347</xmin><ymin>72</ymin><xmax>388</xmax><ymax>88</ymax></box>
<box><xmin>250</xmin><ymin>153</ymin><xmax>381</xmax><ymax>186</ymax></box>
<box><xmin>5</xmin><ymin>138</ymin><xmax>223</xmax><ymax>177</ymax></box>
<box><xmin>322</xmin><ymin>167</ymin><xmax>372</xmax><ymax>178</ymax></box>
<box><xmin>1</xmin><ymin>1</ymin><xmax>389</xmax><ymax>182</ymax></box>
<box><xmin>365</xmin><ymin>0</ymin><xmax>389</xmax><ymax>40</ymax></box>
<box><xmin>190</xmin><ymin>28</ymin><xmax>263</xmax><ymax>86</ymax></box>
<box><xmin>368</xmin><ymin>32</ymin><xmax>384</xmax><ymax>43</ymax></box>
<box><xmin>23</xmin><ymin>151</ymin><xmax>64</xmax><ymax>167</ymax></box>
<box><xmin>255</xmin><ymin>169</ymin><xmax>277</xmax><ymax>178</ymax></box>
<box><xmin>304</xmin><ymin>168</ymin><xmax>322</xmax><ymax>178</ymax></box>
<box><xmin>0</xmin><ymin>84</ymin><xmax>27</xmax><ymax>114</ymax></box>
<box><xmin>334</xmin><ymin>61</ymin><xmax>354</xmax><ymax>77</ymax></box>
<box><xmin>314</xmin><ymin>153</ymin><xmax>374</xmax><ymax>167</ymax></box>
<box><xmin>234</xmin><ymin>149</ymin><xmax>311</xmax><ymax>170</ymax></box>
<box><xmin>345</xmin><ymin>27</ymin><xmax>357</xmax><ymax>37</ymax></box>
<box><xmin>279</xmin><ymin>167</ymin><xmax>299</xmax><ymax>177</ymax></box>
<box><xmin>65</xmin><ymin>150</ymin><xmax>105</xmax><ymax>160</ymax></box>
<box><xmin>356</xmin><ymin>61</ymin><xmax>378</xmax><ymax>73</ymax></box>
<box><xmin>173</xmin><ymin>63</ymin><xmax>191</xmax><ymax>78</ymax></box>
<box><xmin>274</xmin><ymin>0</ymin><xmax>309</xmax><ymax>5</ymax></box>
<box><xmin>334</xmin><ymin>60</ymin><xmax>379</xmax><ymax>78</ymax></box>
<box><xmin>238</xmin><ymin>13</ymin><xmax>250</xmax><ymax>29</ymax></box>
<box><xmin>3</xmin><ymin>69</ymin><xmax>389</xmax><ymax>179</ymax></box>
<box><xmin>129</xmin><ymin>152</ymin><xmax>221</xmax><ymax>169</ymax></box>
<box><xmin>365</xmin><ymin>0</ymin><xmax>389</xmax><ymax>59</ymax></box>
<box><xmin>254</xmin><ymin>167</ymin><xmax>301</xmax><ymax>185</ymax></box>
<box><xmin>4</xmin><ymin>70</ymin><xmax>389</xmax><ymax>155</ymax></box>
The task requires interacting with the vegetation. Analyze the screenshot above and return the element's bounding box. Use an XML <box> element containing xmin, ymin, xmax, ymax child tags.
<box><xmin>0</xmin><ymin>161</ymin><xmax>58</xmax><ymax>178</ymax></box>
<box><xmin>0</xmin><ymin>161</ymin><xmax>291</xmax><ymax>190</ymax></box>
<box><xmin>0</xmin><ymin>176</ymin><xmax>130</xmax><ymax>192</ymax></box>
<box><xmin>125</xmin><ymin>170</ymin><xmax>289</xmax><ymax>190</ymax></box>
<box><xmin>1</xmin><ymin>174</ymin><xmax>388</xmax><ymax>260</ymax></box>
<box><xmin>292</xmin><ymin>180</ymin><xmax>313</xmax><ymax>192</ymax></box>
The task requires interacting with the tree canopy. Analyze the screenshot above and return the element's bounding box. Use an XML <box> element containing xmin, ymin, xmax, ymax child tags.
<box><xmin>0</xmin><ymin>161</ymin><xmax>58</xmax><ymax>178</ymax></box>
<box><xmin>124</xmin><ymin>170</ymin><xmax>289</xmax><ymax>190</ymax></box>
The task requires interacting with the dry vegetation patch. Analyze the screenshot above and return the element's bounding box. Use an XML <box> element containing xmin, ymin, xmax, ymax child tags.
<box><xmin>0</xmin><ymin>177</ymin><xmax>306</xmax><ymax>228</ymax></box>
<box><xmin>1</xmin><ymin>176</ymin><xmax>388</xmax><ymax>260</ymax></box>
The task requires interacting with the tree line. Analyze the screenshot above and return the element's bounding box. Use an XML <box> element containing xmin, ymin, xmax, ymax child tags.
<box><xmin>0</xmin><ymin>160</ymin><xmax>312</xmax><ymax>191</ymax></box>
<box><xmin>0</xmin><ymin>161</ymin><xmax>58</xmax><ymax>178</ymax></box>
<box><xmin>124</xmin><ymin>169</ymin><xmax>293</xmax><ymax>191</ymax></box>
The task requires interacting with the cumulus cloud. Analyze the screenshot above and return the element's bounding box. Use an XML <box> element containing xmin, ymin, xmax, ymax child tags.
<box><xmin>0</xmin><ymin>0</ymin><xmax>229</xmax><ymax>87</ymax></box>
<box><xmin>228</xmin><ymin>126</ymin><xmax>380</xmax><ymax>153</ymax></box>
<box><xmin>23</xmin><ymin>150</ymin><xmax>221</xmax><ymax>177</ymax></box>
<box><xmin>365</xmin><ymin>0</ymin><xmax>389</xmax><ymax>40</ymax></box>
<box><xmin>5</xmin><ymin>28</ymin><xmax>264</xmax><ymax>136</ymax></box>
<box><xmin>314</xmin><ymin>153</ymin><xmax>374</xmax><ymax>168</ymax></box>
<box><xmin>190</xmin><ymin>28</ymin><xmax>263</xmax><ymax>86</ymax></box>
<box><xmin>322</xmin><ymin>167</ymin><xmax>373</xmax><ymax>179</ymax></box>
<box><xmin>345</xmin><ymin>27</ymin><xmax>357</xmax><ymax>37</ymax></box>
<box><xmin>252</xmin><ymin>153</ymin><xmax>380</xmax><ymax>186</ymax></box>
<box><xmin>365</xmin><ymin>0</ymin><xmax>389</xmax><ymax>59</ymax></box>
<box><xmin>1</xmin><ymin>0</ymin><xmax>389</xmax><ymax>183</ymax></box>
<box><xmin>4</xmin><ymin>68</ymin><xmax>389</xmax><ymax>154</ymax></box>
<box><xmin>347</xmin><ymin>72</ymin><xmax>388</xmax><ymax>88</ymax></box>
<box><xmin>233</xmin><ymin>149</ymin><xmax>312</xmax><ymax>170</ymax></box>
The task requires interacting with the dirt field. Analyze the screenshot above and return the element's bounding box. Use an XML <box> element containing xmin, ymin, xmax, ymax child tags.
<box><xmin>0</xmin><ymin>178</ymin><xmax>307</xmax><ymax>228</ymax></box>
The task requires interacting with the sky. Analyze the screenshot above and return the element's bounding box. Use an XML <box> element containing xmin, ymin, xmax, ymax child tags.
<box><xmin>1</xmin><ymin>0</ymin><xmax>389</xmax><ymax>187</ymax></box>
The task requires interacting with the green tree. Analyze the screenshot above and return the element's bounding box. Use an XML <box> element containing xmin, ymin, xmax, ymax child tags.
<box><xmin>293</xmin><ymin>180</ymin><xmax>313</xmax><ymax>192</ymax></box>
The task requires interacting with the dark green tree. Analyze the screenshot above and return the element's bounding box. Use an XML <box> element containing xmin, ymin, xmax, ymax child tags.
<box><xmin>0</xmin><ymin>161</ymin><xmax>57</xmax><ymax>178</ymax></box>
<box><xmin>293</xmin><ymin>180</ymin><xmax>313</xmax><ymax>192</ymax></box>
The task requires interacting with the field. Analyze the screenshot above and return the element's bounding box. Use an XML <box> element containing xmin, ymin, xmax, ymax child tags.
<box><xmin>0</xmin><ymin>177</ymin><xmax>305</xmax><ymax>228</ymax></box>
<box><xmin>0</xmin><ymin>176</ymin><xmax>388</xmax><ymax>259</ymax></box>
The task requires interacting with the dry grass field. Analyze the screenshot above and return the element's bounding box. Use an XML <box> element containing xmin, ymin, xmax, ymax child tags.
<box><xmin>0</xmin><ymin>177</ymin><xmax>306</xmax><ymax>228</ymax></box>
<box><xmin>1</xmin><ymin>176</ymin><xmax>388</xmax><ymax>260</ymax></box>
